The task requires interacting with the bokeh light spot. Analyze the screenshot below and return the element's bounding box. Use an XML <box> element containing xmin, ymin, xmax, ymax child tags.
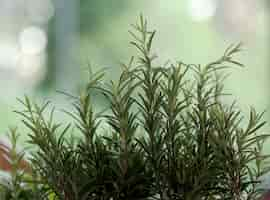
<box><xmin>18</xmin><ymin>26</ymin><xmax>47</xmax><ymax>55</ymax></box>
<box><xmin>188</xmin><ymin>0</ymin><xmax>217</xmax><ymax>22</ymax></box>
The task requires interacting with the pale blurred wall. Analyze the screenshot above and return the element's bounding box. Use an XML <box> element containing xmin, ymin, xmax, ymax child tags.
<box><xmin>0</xmin><ymin>0</ymin><xmax>55</xmax><ymax>135</ymax></box>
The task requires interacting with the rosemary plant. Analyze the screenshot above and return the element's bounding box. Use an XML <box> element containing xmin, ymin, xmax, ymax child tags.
<box><xmin>13</xmin><ymin>15</ymin><xmax>270</xmax><ymax>200</ymax></box>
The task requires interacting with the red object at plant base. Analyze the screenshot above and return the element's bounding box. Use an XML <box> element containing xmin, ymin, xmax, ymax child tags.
<box><xmin>263</xmin><ymin>191</ymin><xmax>270</xmax><ymax>200</ymax></box>
<box><xmin>0</xmin><ymin>142</ymin><xmax>30</xmax><ymax>173</ymax></box>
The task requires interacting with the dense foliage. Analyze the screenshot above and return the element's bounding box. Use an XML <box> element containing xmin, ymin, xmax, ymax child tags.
<box><xmin>1</xmin><ymin>16</ymin><xmax>270</xmax><ymax>200</ymax></box>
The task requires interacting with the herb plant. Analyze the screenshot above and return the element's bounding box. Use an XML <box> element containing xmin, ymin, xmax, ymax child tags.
<box><xmin>12</xmin><ymin>15</ymin><xmax>270</xmax><ymax>200</ymax></box>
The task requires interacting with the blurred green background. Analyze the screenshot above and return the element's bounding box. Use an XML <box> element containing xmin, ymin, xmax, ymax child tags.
<box><xmin>0</xmin><ymin>0</ymin><xmax>269</xmax><ymax>150</ymax></box>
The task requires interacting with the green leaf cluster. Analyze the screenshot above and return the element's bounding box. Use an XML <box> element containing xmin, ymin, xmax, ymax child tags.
<box><xmin>10</xmin><ymin>15</ymin><xmax>270</xmax><ymax>200</ymax></box>
<box><xmin>0</xmin><ymin>128</ymin><xmax>45</xmax><ymax>200</ymax></box>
